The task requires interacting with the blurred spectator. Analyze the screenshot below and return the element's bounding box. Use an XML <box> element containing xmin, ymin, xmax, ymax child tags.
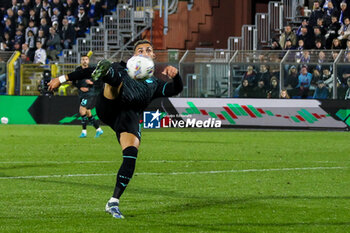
<box><xmin>296</xmin><ymin>39</ymin><xmax>305</xmax><ymax>51</ymax></box>
<box><xmin>297</xmin><ymin>65</ymin><xmax>312</xmax><ymax>98</ymax></box>
<box><xmin>323</xmin><ymin>1</ymin><xmax>339</xmax><ymax>26</ymax></box>
<box><xmin>25</xmin><ymin>30</ymin><xmax>35</xmax><ymax>51</ymax></box>
<box><xmin>4</xmin><ymin>18</ymin><xmax>15</xmax><ymax>39</ymax></box>
<box><xmin>5</xmin><ymin>8</ymin><xmax>16</xmax><ymax>28</ymax></box>
<box><xmin>41</xmin><ymin>9</ymin><xmax>52</xmax><ymax>26</ymax></box>
<box><xmin>22</xmin><ymin>43</ymin><xmax>34</xmax><ymax>61</ymax></box>
<box><xmin>315</xmin><ymin>51</ymin><xmax>326</xmax><ymax>71</ymax></box>
<box><xmin>300</xmin><ymin>50</ymin><xmax>311</xmax><ymax>64</ymax></box>
<box><xmin>34</xmin><ymin>41</ymin><xmax>46</xmax><ymax>64</ymax></box>
<box><xmin>51</xmin><ymin>0</ymin><xmax>64</xmax><ymax>14</ymax></box>
<box><xmin>77</xmin><ymin>0</ymin><xmax>87</xmax><ymax>13</ymax></box>
<box><xmin>34</xmin><ymin>0</ymin><xmax>42</xmax><ymax>19</ymax></box>
<box><xmin>59</xmin><ymin>18</ymin><xmax>75</xmax><ymax>49</ymax></box>
<box><xmin>326</xmin><ymin>15</ymin><xmax>341</xmax><ymax>48</ymax></box>
<box><xmin>280</xmin><ymin>25</ymin><xmax>297</xmax><ymax>48</ymax></box>
<box><xmin>283</xmin><ymin>39</ymin><xmax>295</xmax><ymax>50</ymax></box>
<box><xmin>1</xmin><ymin>32</ymin><xmax>13</xmax><ymax>51</ymax></box>
<box><xmin>252</xmin><ymin>80</ymin><xmax>267</xmax><ymax>98</ymax></box>
<box><xmin>280</xmin><ymin>89</ymin><xmax>290</xmax><ymax>99</ymax></box>
<box><xmin>271</xmin><ymin>38</ymin><xmax>282</xmax><ymax>50</ymax></box>
<box><xmin>51</xmin><ymin>8</ymin><xmax>63</xmax><ymax>28</ymax></box>
<box><xmin>285</xmin><ymin>65</ymin><xmax>299</xmax><ymax>90</ymax></box>
<box><xmin>267</xmin><ymin>76</ymin><xmax>279</xmax><ymax>98</ymax></box>
<box><xmin>242</xmin><ymin>65</ymin><xmax>257</xmax><ymax>88</ymax></box>
<box><xmin>322</xmin><ymin>68</ymin><xmax>332</xmax><ymax>81</ymax></box>
<box><xmin>28</xmin><ymin>9</ymin><xmax>39</xmax><ymax>27</ymax></box>
<box><xmin>39</xmin><ymin>18</ymin><xmax>50</xmax><ymax>38</ymax></box>
<box><xmin>63</xmin><ymin>0</ymin><xmax>77</xmax><ymax>16</ymax></box>
<box><xmin>309</xmin><ymin>0</ymin><xmax>324</xmax><ymax>27</ymax></box>
<box><xmin>332</xmin><ymin>37</ymin><xmax>343</xmax><ymax>49</ymax></box>
<box><xmin>75</xmin><ymin>6</ymin><xmax>89</xmax><ymax>38</ymax></box>
<box><xmin>22</xmin><ymin>0</ymin><xmax>32</xmax><ymax>18</ymax></box>
<box><xmin>36</xmin><ymin>29</ymin><xmax>47</xmax><ymax>49</ymax></box>
<box><xmin>341</xmin><ymin>52</ymin><xmax>350</xmax><ymax>84</ymax></box>
<box><xmin>25</xmin><ymin>21</ymin><xmax>38</xmax><ymax>39</ymax></box>
<box><xmin>344</xmin><ymin>79</ymin><xmax>350</xmax><ymax>100</ymax></box>
<box><xmin>16</xmin><ymin>9</ymin><xmax>28</xmax><ymax>28</ymax></box>
<box><xmin>46</xmin><ymin>26</ymin><xmax>62</xmax><ymax>60</ymax></box>
<box><xmin>314</xmin><ymin>26</ymin><xmax>326</xmax><ymax>46</ymax></box>
<box><xmin>313</xmin><ymin>80</ymin><xmax>329</xmax><ymax>99</ymax></box>
<box><xmin>52</xmin><ymin>21</ymin><xmax>59</xmax><ymax>32</ymax></box>
<box><xmin>345</xmin><ymin>38</ymin><xmax>350</xmax><ymax>56</ymax></box>
<box><xmin>88</xmin><ymin>0</ymin><xmax>103</xmax><ymax>27</ymax></box>
<box><xmin>316</xmin><ymin>18</ymin><xmax>327</xmax><ymax>35</ymax></box>
<box><xmin>13</xmin><ymin>42</ymin><xmax>21</xmax><ymax>51</ymax></box>
<box><xmin>239</xmin><ymin>79</ymin><xmax>253</xmax><ymax>98</ymax></box>
<box><xmin>66</xmin><ymin>9</ymin><xmax>76</xmax><ymax>25</ymax></box>
<box><xmin>20</xmin><ymin>53</ymin><xmax>32</xmax><ymax>64</ymax></box>
<box><xmin>315</xmin><ymin>39</ymin><xmax>326</xmax><ymax>49</ymax></box>
<box><xmin>311</xmin><ymin>69</ymin><xmax>322</xmax><ymax>88</ymax></box>
<box><xmin>338</xmin><ymin>17</ymin><xmax>350</xmax><ymax>47</ymax></box>
<box><xmin>339</xmin><ymin>1</ymin><xmax>350</xmax><ymax>24</ymax></box>
<box><xmin>297</xmin><ymin>26</ymin><xmax>314</xmax><ymax>49</ymax></box>
<box><xmin>11</xmin><ymin>0</ymin><xmax>20</xmax><ymax>14</ymax></box>
<box><xmin>41</xmin><ymin>0</ymin><xmax>52</xmax><ymax>18</ymax></box>
<box><xmin>13</xmin><ymin>29</ymin><xmax>24</xmax><ymax>45</ymax></box>
<box><xmin>296</xmin><ymin>18</ymin><xmax>312</xmax><ymax>36</ymax></box>
<box><xmin>256</xmin><ymin>64</ymin><xmax>271</xmax><ymax>88</ymax></box>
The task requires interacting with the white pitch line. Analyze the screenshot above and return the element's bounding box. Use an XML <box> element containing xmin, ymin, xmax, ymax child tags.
<box><xmin>0</xmin><ymin>166</ymin><xmax>347</xmax><ymax>180</ymax></box>
<box><xmin>0</xmin><ymin>160</ymin><xmax>347</xmax><ymax>165</ymax></box>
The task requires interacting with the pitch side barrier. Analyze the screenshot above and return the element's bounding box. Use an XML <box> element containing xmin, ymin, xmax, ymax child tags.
<box><xmin>0</xmin><ymin>96</ymin><xmax>349</xmax><ymax>131</ymax></box>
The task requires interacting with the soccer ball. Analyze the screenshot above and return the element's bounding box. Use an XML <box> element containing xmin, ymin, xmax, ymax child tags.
<box><xmin>1</xmin><ymin>117</ymin><xmax>9</xmax><ymax>124</ymax></box>
<box><xmin>126</xmin><ymin>55</ymin><xmax>154</xmax><ymax>81</ymax></box>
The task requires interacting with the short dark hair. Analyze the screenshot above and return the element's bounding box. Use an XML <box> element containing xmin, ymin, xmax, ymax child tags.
<box><xmin>133</xmin><ymin>39</ymin><xmax>153</xmax><ymax>51</ymax></box>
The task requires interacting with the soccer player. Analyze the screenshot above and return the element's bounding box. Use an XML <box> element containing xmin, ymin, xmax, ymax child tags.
<box><xmin>48</xmin><ymin>40</ymin><xmax>183</xmax><ymax>219</ymax></box>
<box><xmin>72</xmin><ymin>55</ymin><xmax>103</xmax><ymax>138</ymax></box>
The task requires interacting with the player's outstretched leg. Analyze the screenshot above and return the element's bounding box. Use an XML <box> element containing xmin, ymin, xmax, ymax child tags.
<box><xmin>106</xmin><ymin>146</ymin><xmax>138</xmax><ymax>219</ymax></box>
<box><xmin>92</xmin><ymin>60</ymin><xmax>125</xmax><ymax>88</ymax></box>
<box><xmin>91</xmin><ymin>59</ymin><xmax>112</xmax><ymax>81</ymax></box>
<box><xmin>105</xmin><ymin>197</ymin><xmax>124</xmax><ymax>219</ymax></box>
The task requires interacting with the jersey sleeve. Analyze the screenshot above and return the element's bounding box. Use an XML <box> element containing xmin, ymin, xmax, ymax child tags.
<box><xmin>154</xmin><ymin>73</ymin><xmax>183</xmax><ymax>98</ymax></box>
<box><xmin>67</xmin><ymin>67</ymin><xmax>94</xmax><ymax>81</ymax></box>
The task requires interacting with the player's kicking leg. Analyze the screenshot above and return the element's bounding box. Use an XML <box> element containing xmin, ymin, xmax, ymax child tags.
<box><xmin>105</xmin><ymin>132</ymin><xmax>140</xmax><ymax>219</ymax></box>
<box><xmin>92</xmin><ymin>60</ymin><xmax>125</xmax><ymax>100</ymax></box>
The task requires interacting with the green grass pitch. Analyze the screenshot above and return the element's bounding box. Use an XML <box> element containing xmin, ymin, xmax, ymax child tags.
<box><xmin>0</xmin><ymin>125</ymin><xmax>349</xmax><ymax>233</ymax></box>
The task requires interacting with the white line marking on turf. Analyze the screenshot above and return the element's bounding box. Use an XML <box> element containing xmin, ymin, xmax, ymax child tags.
<box><xmin>0</xmin><ymin>160</ymin><xmax>347</xmax><ymax>165</ymax></box>
<box><xmin>0</xmin><ymin>166</ymin><xmax>347</xmax><ymax>180</ymax></box>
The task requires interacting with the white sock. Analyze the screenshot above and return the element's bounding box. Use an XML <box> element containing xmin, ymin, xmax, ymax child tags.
<box><xmin>109</xmin><ymin>197</ymin><xmax>119</xmax><ymax>203</ymax></box>
<box><xmin>96</xmin><ymin>128</ymin><xmax>102</xmax><ymax>132</ymax></box>
<box><xmin>82</xmin><ymin>130</ymin><xmax>87</xmax><ymax>134</ymax></box>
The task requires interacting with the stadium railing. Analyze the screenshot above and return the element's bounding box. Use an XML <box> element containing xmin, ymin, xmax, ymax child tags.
<box><xmin>15</xmin><ymin>49</ymin><xmax>350</xmax><ymax>100</ymax></box>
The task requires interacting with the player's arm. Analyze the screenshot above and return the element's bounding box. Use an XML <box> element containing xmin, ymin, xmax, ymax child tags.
<box><xmin>48</xmin><ymin>69</ymin><xmax>93</xmax><ymax>91</ymax></box>
<box><xmin>155</xmin><ymin>66</ymin><xmax>183</xmax><ymax>97</ymax></box>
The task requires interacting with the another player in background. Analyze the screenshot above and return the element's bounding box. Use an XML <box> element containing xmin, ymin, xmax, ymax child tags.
<box><xmin>73</xmin><ymin>55</ymin><xmax>103</xmax><ymax>138</ymax></box>
<box><xmin>48</xmin><ymin>40</ymin><xmax>183</xmax><ymax>219</ymax></box>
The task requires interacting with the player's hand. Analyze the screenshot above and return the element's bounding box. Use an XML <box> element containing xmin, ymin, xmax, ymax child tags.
<box><xmin>162</xmin><ymin>66</ymin><xmax>178</xmax><ymax>78</ymax></box>
<box><xmin>85</xmin><ymin>79</ymin><xmax>93</xmax><ymax>85</ymax></box>
<box><xmin>80</xmin><ymin>87</ymin><xmax>89</xmax><ymax>92</ymax></box>
<box><xmin>48</xmin><ymin>78</ymin><xmax>61</xmax><ymax>91</ymax></box>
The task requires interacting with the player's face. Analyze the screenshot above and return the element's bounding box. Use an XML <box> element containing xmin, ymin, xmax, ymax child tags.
<box><xmin>81</xmin><ymin>56</ymin><xmax>89</xmax><ymax>68</ymax></box>
<box><xmin>134</xmin><ymin>43</ymin><xmax>155</xmax><ymax>59</ymax></box>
